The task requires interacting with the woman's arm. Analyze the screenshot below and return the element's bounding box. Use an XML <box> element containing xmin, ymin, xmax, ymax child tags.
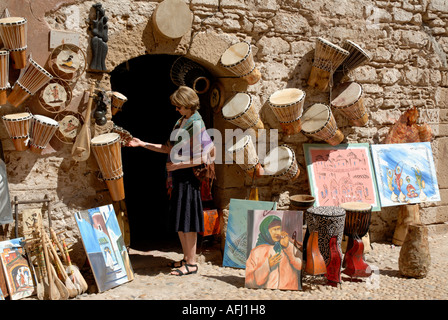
<box><xmin>126</xmin><ymin>137</ymin><xmax>170</xmax><ymax>154</ymax></box>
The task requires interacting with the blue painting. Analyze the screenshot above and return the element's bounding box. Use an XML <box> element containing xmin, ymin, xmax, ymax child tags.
<box><xmin>223</xmin><ymin>199</ymin><xmax>277</xmax><ymax>269</ymax></box>
<box><xmin>74</xmin><ymin>204</ymin><xmax>134</xmax><ymax>292</ymax></box>
<box><xmin>370</xmin><ymin>142</ymin><xmax>441</xmax><ymax>207</ymax></box>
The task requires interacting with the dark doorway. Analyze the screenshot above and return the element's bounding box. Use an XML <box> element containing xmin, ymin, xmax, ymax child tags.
<box><xmin>110</xmin><ymin>54</ymin><xmax>214</xmax><ymax>250</ymax></box>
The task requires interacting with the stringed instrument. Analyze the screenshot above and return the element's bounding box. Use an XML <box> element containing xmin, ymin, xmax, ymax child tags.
<box><xmin>326</xmin><ymin>235</ymin><xmax>342</xmax><ymax>285</ymax></box>
<box><xmin>305</xmin><ymin>230</ymin><xmax>326</xmax><ymax>276</ymax></box>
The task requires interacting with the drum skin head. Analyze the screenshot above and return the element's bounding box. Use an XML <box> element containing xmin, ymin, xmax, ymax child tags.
<box><xmin>153</xmin><ymin>0</ymin><xmax>192</xmax><ymax>39</ymax></box>
<box><xmin>91</xmin><ymin>132</ymin><xmax>120</xmax><ymax>145</ymax></box>
<box><xmin>331</xmin><ymin>82</ymin><xmax>362</xmax><ymax>107</ymax></box>
<box><xmin>269</xmin><ymin>88</ymin><xmax>304</xmax><ymax>106</ymax></box>
<box><xmin>0</xmin><ymin>17</ymin><xmax>26</xmax><ymax>24</ymax></box>
<box><xmin>3</xmin><ymin>112</ymin><xmax>31</xmax><ymax>120</ymax></box>
<box><xmin>301</xmin><ymin>103</ymin><xmax>329</xmax><ymax>133</ymax></box>
<box><xmin>34</xmin><ymin>114</ymin><xmax>59</xmax><ymax>126</ymax></box>
<box><xmin>264</xmin><ymin>146</ymin><xmax>293</xmax><ymax>175</ymax></box>
<box><xmin>222</xmin><ymin>92</ymin><xmax>250</xmax><ymax>118</ymax></box>
<box><xmin>340</xmin><ymin>202</ymin><xmax>371</xmax><ymax>211</ymax></box>
<box><xmin>227</xmin><ymin>134</ymin><xmax>250</xmax><ymax>153</ymax></box>
<box><xmin>221</xmin><ymin>42</ymin><xmax>250</xmax><ymax>66</ymax></box>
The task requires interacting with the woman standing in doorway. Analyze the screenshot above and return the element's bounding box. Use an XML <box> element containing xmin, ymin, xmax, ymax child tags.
<box><xmin>126</xmin><ymin>86</ymin><xmax>214</xmax><ymax>276</ymax></box>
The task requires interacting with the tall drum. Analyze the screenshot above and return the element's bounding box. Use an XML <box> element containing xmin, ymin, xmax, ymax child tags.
<box><xmin>0</xmin><ymin>17</ymin><xmax>27</xmax><ymax>69</ymax></box>
<box><xmin>268</xmin><ymin>88</ymin><xmax>306</xmax><ymax>135</ymax></box>
<box><xmin>7</xmin><ymin>57</ymin><xmax>53</xmax><ymax>107</ymax></box>
<box><xmin>220</xmin><ymin>41</ymin><xmax>261</xmax><ymax>85</ymax></box>
<box><xmin>263</xmin><ymin>145</ymin><xmax>300</xmax><ymax>181</ymax></box>
<box><xmin>91</xmin><ymin>133</ymin><xmax>125</xmax><ymax>202</ymax></box>
<box><xmin>226</xmin><ymin>134</ymin><xmax>262</xmax><ymax>178</ymax></box>
<box><xmin>306</xmin><ymin>206</ymin><xmax>346</xmax><ymax>264</ymax></box>
<box><xmin>0</xmin><ymin>50</ymin><xmax>9</xmax><ymax>104</ymax></box>
<box><xmin>29</xmin><ymin>115</ymin><xmax>59</xmax><ymax>154</ymax></box>
<box><xmin>221</xmin><ymin>92</ymin><xmax>264</xmax><ymax>131</ymax></box>
<box><xmin>340</xmin><ymin>201</ymin><xmax>372</xmax><ymax>277</ymax></box>
<box><xmin>301</xmin><ymin>103</ymin><xmax>344</xmax><ymax>146</ymax></box>
<box><xmin>331</xmin><ymin>82</ymin><xmax>368</xmax><ymax>126</ymax></box>
<box><xmin>1</xmin><ymin>112</ymin><xmax>32</xmax><ymax>151</ymax></box>
<box><xmin>307</xmin><ymin>37</ymin><xmax>349</xmax><ymax>91</ymax></box>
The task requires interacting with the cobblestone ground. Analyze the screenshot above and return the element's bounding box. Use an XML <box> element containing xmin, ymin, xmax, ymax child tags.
<box><xmin>70</xmin><ymin>233</ymin><xmax>448</xmax><ymax>301</ymax></box>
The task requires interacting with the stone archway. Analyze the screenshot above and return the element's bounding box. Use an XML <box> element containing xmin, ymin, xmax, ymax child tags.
<box><xmin>110</xmin><ymin>54</ymin><xmax>216</xmax><ymax>249</ymax></box>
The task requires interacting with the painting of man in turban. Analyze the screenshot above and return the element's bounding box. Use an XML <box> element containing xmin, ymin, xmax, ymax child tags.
<box><xmin>245</xmin><ymin>211</ymin><xmax>303</xmax><ymax>291</ymax></box>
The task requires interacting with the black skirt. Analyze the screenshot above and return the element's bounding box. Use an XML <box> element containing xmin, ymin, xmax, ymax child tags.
<box><xmin>169</xmin><ymin>167</ymin><xmax>204</xmax><ymax>233</ymax></box>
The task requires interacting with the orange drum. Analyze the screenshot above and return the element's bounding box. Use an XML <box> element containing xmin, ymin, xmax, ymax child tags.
<box><xmin>29</xmin><ymin>115</ymin><xmax>59</xmax><ymax>154</ymax></box>
<box><xmin>91</xmin><ymin>133</ymin><xmax>125</xmax><ymax>201</ymax></box>
<box><xmin>1</xmin><ymin>112</ymin><xmax>32</xmax><ymax>151</ymax></box>
<box><xmin>0</xmin><ymin>50</ymin><xmax>9</xmax><ymax>104</ymax></box>
<box><xmin>331</xmin><ymin>82</ymin><xmax>369</xmax><ymax>126</ymax></box>
<box><xmin>301</xmin><ymin>103</ymin><xmax>344</xmax><ymax>146</ymax></box>
<box><xmin>7</xmin><ymin>57</ymin><xmax>53</xmax><ymax>107</ymax></box>
<box><xmin>268</xmin><ymin>88</ymin><xmax>306</xmax><ymax>135</ymax></box>
<box><xmin>221</xmin><ymin>92</ymin><xmax>264</xmax><ymax>131</ymax></box>
<box><xmin>0</xmin><ymin>17</ymin><xmax>27</xmax><ymax>69</ymax></box>
<box><xmin>220</xmin><ymin>41</ymin><xmax>261</xmax><ymax>85</ymax></box>
<box><xmin>307</xmin><ymin>37</ymin><xmax>349</xmax><ymax>91</ymax></box>
<box><xmin>111</xmin><ymin>92</ymin><xmax>128</xmax><ymax>115</ymax></box>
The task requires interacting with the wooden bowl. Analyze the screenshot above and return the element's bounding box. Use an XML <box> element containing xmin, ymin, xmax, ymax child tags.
<box><xmin>290</xmin><ymin>194</ymin><xmax>315</xmax><ymax>209</ymax></box>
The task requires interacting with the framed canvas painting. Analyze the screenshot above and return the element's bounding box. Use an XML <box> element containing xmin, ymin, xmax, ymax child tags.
<box><xmin>303</xmin><ymin>143</ymin><xmax>381</xmax><ymax>211</ymax></box>
<box><xmin>370</xmin><ymin>142</ymin><xmax>440</xmax><ymax>207</ymax></box>
<box><xmin>245</xmin><ymin>210</ymin><xmax>303</xmax><ymax>291</ymax></box>
<box><xmin>0</xmin><ymin>238</ymin><xmax>35</xmax><ymax>300</ymax></box>
<box><xmin>74</xmin><ymin>204</ymin><xmax>134</xmax><ymax>292</ymax></box>
<box><xmin>223</xmin><ymin>199</ymin><xmax>277</xmax><ymax>268</ymax></box>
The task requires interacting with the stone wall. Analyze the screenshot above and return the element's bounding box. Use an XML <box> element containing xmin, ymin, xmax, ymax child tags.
<box><xmin>1</xmin><ymin>0</ymin><xmax>447</xmax><ymax>260</ymax></box>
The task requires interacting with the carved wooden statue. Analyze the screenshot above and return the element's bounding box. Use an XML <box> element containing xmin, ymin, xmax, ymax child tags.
<box><xmin>90</xmin><ymin>3</ymin><xmax>108</xmax><ymax>72</ymax></box>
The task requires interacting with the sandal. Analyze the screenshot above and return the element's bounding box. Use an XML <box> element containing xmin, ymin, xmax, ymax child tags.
<box><xmin>168</xmin><ymin>259</ymin><xmax>186</xmax><ymax>268</ymax></box>
<box><xmin>170</xmin><ymin>264</ymin><xmax>198</xmax><ymax>276</ymax></box>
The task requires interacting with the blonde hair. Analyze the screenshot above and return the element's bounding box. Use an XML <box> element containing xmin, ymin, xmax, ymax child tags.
<box><xmin>170</xmin><ymin>86</ymin><xmax>200</xmax><ymax>112</ymax></box>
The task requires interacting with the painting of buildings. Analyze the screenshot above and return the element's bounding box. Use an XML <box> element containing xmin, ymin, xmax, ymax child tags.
<box><xmin>0</xmin><ymin>238</ymin><xmax>35</xmax><ymax>300</ymax></box>
<box><xmin>303</xmin><ymin>143</ymin><xmax>381</xmax><ymax>211</ymax></box>
<box><xmin>74</xmin><ymin>204</ymin><xmax>134</xmax><ymax>292</ymax></box>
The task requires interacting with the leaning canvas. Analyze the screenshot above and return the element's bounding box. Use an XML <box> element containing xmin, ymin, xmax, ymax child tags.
<box><xmin>74</xmin><ymin>204</ymin><xmax>134</xmax><ymax>292</ymax></box>
<box><xmin>223</xmin><ymin>199</ymin><xmax>277</xmax><ymax>268</ymax></box>
<box><xmin>245</xmin><ymin>210</ymin><xmax>303</xmax><ymax>291</ymax></box>
<box><xmin>370</xmin><ymin>142</ymin><xmax>441</xmax><ymax>207</ymax></box>
<box><xmin>303</xmin><ymin>143</ymin><xmax>381</xmax><ymax>211</ymax></box>
<box><xmin>0</xmin><ymin>237</ymin><xmax>35</xmax><ymax>300</ymax></box>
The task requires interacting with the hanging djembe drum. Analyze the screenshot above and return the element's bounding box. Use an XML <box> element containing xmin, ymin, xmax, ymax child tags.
<box><xmin>334</xmin><ymin>40</ymin><xmax>371</xmax><ymax>83</ymax></box>
<box><xmin>170</xmin><ymin>56</ymin><xmax>211</xmax><ymax>94</ymax></box>
<box><xmin>0</xmin><ymin>50</ymin><xmax>9</xmax><ymax>104</ymax></box>
<box><xmin>268</xmin><ymin>88</ymin><xmax>306</xmax><ymax>136</ymax></box>
<box><xmin>301</xmin><ymin>103</ymin><xmax>344</xmax><ymax>146</ymax></box>
<box><xmin>110</xmin><ymin>92</ymin><xmax>128</xmax><ymax>115</ymax></box>
<box><xmin>1</xmin><ymin>111</ymin><xmax>32</xmax><ymax>151</ymax></box>
<box><xmin>7</xmin><ymin>57</ymin><xmax>53</xmax><ymax>107</ymax></box>
<box><xmin>307</xmin><ymin>37</ymin><xmax>349</xmax><ymax>92</ymax></box>
<box><xmin>0</xmin><ymin>16</ymin><xmax>27</xmax><ymax>69</ymax></box>
<box><xmin>226</xmin><ymin>134</ymin><xmax>262</xmax><ymax>178</ymax></box>
<box><xmin>91</xmin><ymin>132</ymin><xmax>125</xmax><ymax>202</ymax></box>
<box><xmin>220</xmin><ymin>41</ymin><xmax>261</xmax><ymax>85</ymax></box>
<box><xmin>221</xmin><ymin>92</ymin><xmax>264</xmax><ymax>132</ymax></box>
<box><xmin>331</xmin><ymin>81</ymin><xmax>369</xmax><ymax>127</ymax></box>
<box><xmin>262</xmin><ymin>145</ymin><xmax>300</xmax><ymax>181</ymax></box>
